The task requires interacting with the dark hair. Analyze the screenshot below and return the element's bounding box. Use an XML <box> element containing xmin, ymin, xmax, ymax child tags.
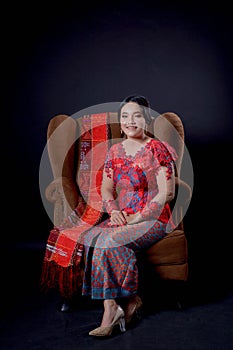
<box><xmin>117</xmin><ymin>94</ymin><xmax>152</xmax><ymax>125</ymax></box>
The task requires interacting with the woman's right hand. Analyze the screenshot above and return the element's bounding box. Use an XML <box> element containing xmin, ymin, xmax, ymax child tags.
<box><xmin>109</xmin><ymin>210</ymin><xmax>127</xmax><ymax>226</ymax></box>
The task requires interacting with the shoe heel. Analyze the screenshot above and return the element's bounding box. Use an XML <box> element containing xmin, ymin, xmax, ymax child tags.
<box><xmin>119</xmin><ymin>317</ymin><xmax>126</xmax><ymax>332</ymax></box>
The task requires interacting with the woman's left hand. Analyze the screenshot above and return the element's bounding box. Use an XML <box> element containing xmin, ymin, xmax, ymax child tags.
<box><xmin>122</xmin><ymin>211</ymin><xmax>143</xmax><ymax>225</ymax></box>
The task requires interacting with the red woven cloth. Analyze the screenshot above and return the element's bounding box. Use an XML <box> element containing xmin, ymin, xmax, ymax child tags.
<box><xmin>41</xmin><ymin>113</ymin><xmax>110</xmax><ymax>298</ymax></box>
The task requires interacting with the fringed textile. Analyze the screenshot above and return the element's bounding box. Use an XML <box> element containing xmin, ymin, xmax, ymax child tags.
<box><xmin>41</xmin><ymin>113</ymin><xmax>110</xmax><ymax>298</ymax></box>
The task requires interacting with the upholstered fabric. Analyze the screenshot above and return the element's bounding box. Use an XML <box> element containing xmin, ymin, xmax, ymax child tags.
<box><xmin>146</xmin><ymin>230</ymin><xmax>188</xmax><ymax>280</ymax></box>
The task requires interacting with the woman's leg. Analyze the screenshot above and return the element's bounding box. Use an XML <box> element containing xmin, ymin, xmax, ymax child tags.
<box><xmin>114</xmin><ymin>219</ymin><xmax>168</xmax><ymax>250</ymax></box>
<box><xmin>84</xmin><ymin>219</ymin><xmax>168</xmax><ymax>333</ymax></box>
<box><xmin>83</xmin><ymin>219</ymin><xmax>167</xmax><ymax>299</ymax></box>
<box><xmin>83</xmin><ymin>245</ymin><xmax>138</xmax><ymax>298</ymax></box>
<box><xmin>101</xmin><ymin>299</ymin><xmax>118</xmax><ymax>327</ymax></box>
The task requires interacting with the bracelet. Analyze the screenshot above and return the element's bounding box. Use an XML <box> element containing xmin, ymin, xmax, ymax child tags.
<box><xmin>102</xmin><ymin>199</ymin><xmax>119</xmax><ymax>215</ymax></box>
<box><xmin>141</xmin><ymin>201</ymin><xmax>163</xmax><ymax>220</ymax></box>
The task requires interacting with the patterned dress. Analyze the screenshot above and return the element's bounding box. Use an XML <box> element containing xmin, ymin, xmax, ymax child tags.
<box><xmin>82</xmin><ymin>139</ymin><xmax>177</xmax><ymax>299</ymax></box>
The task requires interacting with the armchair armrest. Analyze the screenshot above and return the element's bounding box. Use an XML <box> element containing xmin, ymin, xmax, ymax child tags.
<box><xmin>175</xmin><ymin>177</ymin><xmax>192</xmax><ymax>205</ymax></box>
<box><xmin>172</xmin><ymin>177</ymin><xmax>193</xmax><ymax>230</ymax></box>
<box><xmin>45</xmin><ymin>176</ymin><xmax>80</xmax><ymax>226</ymax></box>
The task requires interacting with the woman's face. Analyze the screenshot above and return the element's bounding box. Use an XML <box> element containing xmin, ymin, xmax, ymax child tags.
<box><xmin>120</xmin><ymin>102</ymin><xmax>146</xmax><ymax>139</ymax></box>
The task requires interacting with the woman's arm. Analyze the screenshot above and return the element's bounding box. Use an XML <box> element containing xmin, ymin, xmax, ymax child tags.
<box><xmin>101</xmin><ymin>169</ymin><xmax>127</xmax><ymax>226</ymax></box>
<box><xmin>151</xmin><ymin>163</ymin><xmax>176</xmax><ymax>206</ymax></box>
<box><xmin>101</xmin><ymin>168</ymin><xmax>115</xmax><ymax>202</ymax></box>
<box><xmin>125</xmin><ymin>164</ymin><xmax>176</xmax><ymax>225</ymax></box>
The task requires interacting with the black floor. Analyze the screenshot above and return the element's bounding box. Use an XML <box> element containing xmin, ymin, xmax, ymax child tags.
<box><xmin>1</xmin><ymin>243</ymin><xmax>233</xmax><ymax>350</ymax></box>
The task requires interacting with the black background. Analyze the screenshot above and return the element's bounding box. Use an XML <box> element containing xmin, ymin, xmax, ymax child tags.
<box><xmin>2</xmin><ymin>0</ymin><xmax>233</xmax><ymax>297</ymax></box>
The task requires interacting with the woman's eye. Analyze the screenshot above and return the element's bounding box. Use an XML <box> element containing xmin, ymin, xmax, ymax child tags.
<box><xmin>121</xmin><ymin>115</ymin><xmax>127</xmax><ymax>118</ymax></box>
<box><xmin>135</xmin><ymin>114</ymin><xmax>143</xmax><ymax>118</ymax></box>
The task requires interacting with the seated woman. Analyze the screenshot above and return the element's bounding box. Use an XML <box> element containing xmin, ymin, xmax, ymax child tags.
<box><xmin>81</xmin><ymin>95</ymin><xmax>177</xmax><ymax>336</ymax></box>
<box><xmin>41</xmin><ymin>94</ymin><xmax>177</xmax><ymax>337</ymax></box>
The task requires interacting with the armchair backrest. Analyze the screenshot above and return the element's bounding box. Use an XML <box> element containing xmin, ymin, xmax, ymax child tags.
<box><xmin>46</xmin><ymin>111</ymin><xmax>189</xmax><ymax>228</ymax></box>
<box><xmin>150</xmin><ymin>112</ymin><xmax>184</xmax><ymax>178</ymax></box>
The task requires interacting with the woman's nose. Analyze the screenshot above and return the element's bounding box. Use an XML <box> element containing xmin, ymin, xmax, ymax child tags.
<box><xmin>128</xmin><ymin>115</ymin><xmax>135</xmax><ymax>124</ymax></box>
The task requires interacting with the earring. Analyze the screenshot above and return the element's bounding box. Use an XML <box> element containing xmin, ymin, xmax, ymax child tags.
<box><xmin>120</xmin><ymin>129</ymin><xmax>124</xmax><ymax>135</ymax></box>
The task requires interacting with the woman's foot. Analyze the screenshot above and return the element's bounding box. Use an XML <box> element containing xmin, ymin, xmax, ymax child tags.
<box><xmin>100</xmin><ymin>299</ymin><xmax>118</xmax><ymax>327</ymax></box>
<box><xmin>89</xmin><ymin>300</ymin><xmax>126</xmax><ymax>337</ymax></box>
<box><xmin>124</xmin><ymin>295</ymin><xmax>143</xmax><ymax>325</ymax></box>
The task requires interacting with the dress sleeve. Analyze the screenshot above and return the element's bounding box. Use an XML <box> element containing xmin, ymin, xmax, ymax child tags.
<box><xmin>155</xmin><ymin>141</ymin><xmax>178</xmax><ymax>179</ymax></box>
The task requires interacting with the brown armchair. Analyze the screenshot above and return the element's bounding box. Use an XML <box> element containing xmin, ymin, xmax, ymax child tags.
<box><xmin>45</xmin><ymin>110</ymin><xmax>192</xmax><ymax>308</ymax></box>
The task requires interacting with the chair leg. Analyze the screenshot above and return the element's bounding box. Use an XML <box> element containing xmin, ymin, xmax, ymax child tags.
<box><xmin>139</xmin><ymin>270</ymin><xmax>188</xmax><ymax>312</ymax></box>
<box><xmin>60</xmin><ymin>298</ymin><xmax>73</xmax><ymax>312</ymax></box>
<box><xmin>136</xmin><ymin>253</ymin><xmax>188</xmax><ymax>312</ymax></box>
<box><xmin>57</xmin><ymin>290</ymin><xmax>83</xmax><ymax>312</ymax></box>
<box><xmin>163</xmin><ymin>280</ymin><xmax>188</xmax><ymax>311</ymax></box>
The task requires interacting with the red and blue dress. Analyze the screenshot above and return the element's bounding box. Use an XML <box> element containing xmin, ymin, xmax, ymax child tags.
<box><xmin>82</xmin><ymin>139</ymin><xmax>178</xmax><ymax>299</ymax></box>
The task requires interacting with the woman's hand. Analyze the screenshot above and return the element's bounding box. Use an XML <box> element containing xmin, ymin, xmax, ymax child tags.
<box><xmin>110</xmin><ymin>210</ymin><xmax>127</xmax><ymax>226</ymax></box>
<box><xmin>108</xmin><ymin>210</ymin><xmax>143</xmax><ymax>226</ymax></box>
<box><xmin>122</xmin><ymin>211</ymin><xmax>143</xmax><ymax>225</ymax></box>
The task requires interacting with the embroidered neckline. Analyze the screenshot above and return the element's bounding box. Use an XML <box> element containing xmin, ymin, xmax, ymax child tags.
<box><xmin>120</xmin><ymin>138</ymin><xmax>154</xmax><ymax>158</ymax></box>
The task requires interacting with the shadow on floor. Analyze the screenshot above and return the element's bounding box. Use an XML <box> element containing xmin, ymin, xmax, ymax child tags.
<box><xmin>1</xmin><ymin>244</ymin><xmax>233</xmax><ymax>349</ymax></box>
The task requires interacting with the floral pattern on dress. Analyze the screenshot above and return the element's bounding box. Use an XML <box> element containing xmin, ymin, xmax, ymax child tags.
<box><xmin>82</xmin><ymin>139</ymin><xmax>178</xmax><ymax>299</ymax></box>
<box><xmin>103</xmin><ymin>139</ymin><xmax>177</xmax><ymax>221</ymax></box>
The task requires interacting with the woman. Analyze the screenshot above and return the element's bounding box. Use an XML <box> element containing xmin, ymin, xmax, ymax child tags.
<box><xmin>81</xmin><ymin>95</ymin><xmax>178</xmax><ymax>336</ymax></box>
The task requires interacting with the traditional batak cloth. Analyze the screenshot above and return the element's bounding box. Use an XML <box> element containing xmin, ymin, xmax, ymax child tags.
<box><xmin>41</xmin><ymin>113</ymin><xmax>110</xmax><ymax>298</ymax></box>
